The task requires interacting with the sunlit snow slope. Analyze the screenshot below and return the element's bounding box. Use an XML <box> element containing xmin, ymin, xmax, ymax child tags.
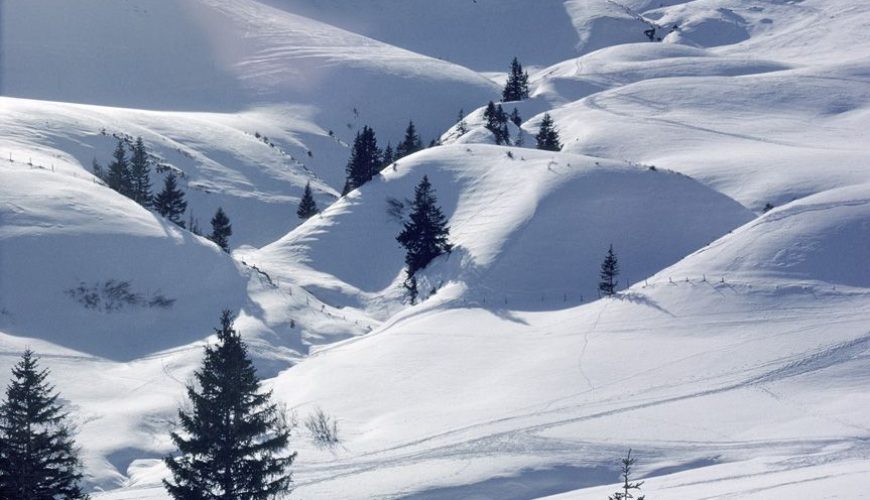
<box><xmin>1</xmin><ymin>0</ymin><xmax>869</xmax><ymax>498</ymax></box>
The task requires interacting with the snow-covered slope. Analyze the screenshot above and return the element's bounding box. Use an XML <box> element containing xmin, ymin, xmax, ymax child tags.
<box><xmin>2</xmin><ymin>0</ymin><xmax>870</xmax><ymax>498</ymax></box>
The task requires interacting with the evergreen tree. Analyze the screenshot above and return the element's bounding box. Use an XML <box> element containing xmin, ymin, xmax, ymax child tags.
<box><xmin>509</xmin><ymin>108</ymin><xmax>522</xmax><ymax>127</ymax></box>
<box><xmin>209</xmin><ymin>207</ymin><xmax>232</xmax><ymax>253</ymax></box>
<box><xmin>0</xmin><ymin>350</ymin><xmax>87</xmax><ymax>499</ymax></box>
<box><xmin>129</xmin><ymin>136</ymin><xmax>153</xmax><ymax>206</ymax></box>
<box><xmin>91</xmin><ymin>158</ymin><xmax>104</xmax><ymax>181</ymax></box>
<box><xmin>395</xmin><ymin>121</ymin><xmax>423</xmax><ymax>159</ymax></box>
<box><xmin>535</xmin><ymin>113</ymin><xmax>562</xmax><ymax>151</ymax></box>
<box><xmin>456</xmin><ymin>109</ymin><xmax>468</xmax><ymax>136</ymax></box>
<box><xmin>164</xmin><ymin>311</ymin><xmax>296</xmax><ymax>500</ymax></box>
<box><xmin>608</xmin><ymin>449</ymin><xmax>645</xmax><ymax>500</ymax></box>
<box><xmin>381</xmin><ymin>142</ymin><xmax>395</xmax><ymax>168</ymax></box>
<box><xmin>483</xmin><ymin>102</ymin><xmax>510</xmax><ymax>145</ymax></box>
<box><xmin>343</xmin><ymin>126</ymin><xmax>381</xmax><ymax>194</ymax></box>
<box><xmin>296</xmin><ymin>182</ymin><xmax>318</xmax><ymax>220</ymax></box>
<box><xmin>154</xmin><ymin>172</ymin><xmax>187</xmax><ymax>227</ymax></box>
<box><xmin>105</xmin><ymin>139</ymin><xmax>133</xmax><ymax>197</ymax></box>
<box><xmin>599</xmin><ymin>244</ymin><xmax>620</xmax><ymax>297</ymax></box>
<box><xmin>396</xmin><ymin>175</ymin><xmax>453</xmax><ymax>288</ymax></box>
<box><xmin>501</xmin><ymin>57</ymin><xmax>530</xmax><ymax>102</ymax></box>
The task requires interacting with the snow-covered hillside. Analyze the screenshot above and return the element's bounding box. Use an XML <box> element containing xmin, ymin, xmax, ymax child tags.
<box><xmin>2</xmin><ymin>0</ymin><xmax>869</xmax><ymax>498</ymax></box>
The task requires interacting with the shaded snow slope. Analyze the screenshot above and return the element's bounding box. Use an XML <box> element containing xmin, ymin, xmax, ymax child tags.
<box><xmin>248</xmin><ymin>145</ymin><xmax>752</xmax><ymax>317</ymax></box>
<box><xmin>0</xmin><ymin>164</ymin><xmax>247</xmax><ymax>360</ymax></box>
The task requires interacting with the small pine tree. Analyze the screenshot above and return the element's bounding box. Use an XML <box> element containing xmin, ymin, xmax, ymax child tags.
<box><xmin>164</xmin><ymin>311</ymin><xmax>296</xmax><ymax>500</ymax></box>
<box><xmin>509</xmin><ymin>108</ymin><xmax>522</xmax><ymax>127</ymax></box>
<box><xmin>343</xmin><ymin>125</ymin><xmax>381</xmax><ymax>194</ymax></box>
<box><xmin>483</xmin><ymin>101</ymin><xmax>510</xmax><ymax>145</ymax></box>
<box><xmin>456</xmin><ymin>109</ymin><xmax>468</xmax><ymax>136</ymax></box>
<box><xmin>535</xmin><ymin>113</ymin><xmax>562</xmax><ymax>151</ymax></box>
<box><xmin>608</xmin><ymin>449</ymin><xmax>645</xmax><ymax>500</ymax></box>
<box><xmin>129</xmin><ymin>136</ymin><xmax>153</xmax><ymax>207</ymax></box>
<box><xmin>396</xmin><ymin>176</ymin><xmax>453</xmax><ymax>297</ymax></box>
<box><xmin>106</xmin><ymin>139</ymin><xmax>133</xmax><ymax>197</ymax></box>
<box><xmin>599</xmin><ymin>244</ymin><xmax>620</xmax><ymax>297</ymax></box>
<box><xmin>154</xmin><ymin>172</ymin><xmax>187</xmax><ymax>227</ymax></box>
<box><xmin>381</xmin><ymin>142</ymin><xmax>395</xmax><ymax>167</ymax></box>
<box><xmin>297</xmin><ymin>182</ymin><xmax>318</xmax><ymax>220</ymax></box>
<box><xmin>502</xmin><ymin>57</ymin><xmax>530</xmax><ymax>102</ymax></box>
<box><xmin>0</xmin><ymin>350</ymin><xmax>88</xmax><ymax>499</ymax></box>
<box><xmin>209</xmin><ymin>207</ymin><xmax>232</xmax><ymax>252</ymax></box>
<box><xmin>396</xmin><ymin>121</ymin><xmax>422</xmax><ymax>160</ymax></box>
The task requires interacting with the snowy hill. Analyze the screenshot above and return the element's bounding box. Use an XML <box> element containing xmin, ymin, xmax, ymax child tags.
<box><xmin>1</xmin><ymin>0</ymin><xmax>870</xmax><ymax>498</ymax></box>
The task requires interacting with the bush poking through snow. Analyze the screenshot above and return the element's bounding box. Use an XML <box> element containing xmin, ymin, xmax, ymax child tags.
<box><xmin>305</xmin><ymin>407</ymin><xmax>339</xmax><ymax>446</ymax></box>
<box><xmin>608</xmin><ymin>448</ymin><xmax>645</xmax><ymax>500</ymax></box>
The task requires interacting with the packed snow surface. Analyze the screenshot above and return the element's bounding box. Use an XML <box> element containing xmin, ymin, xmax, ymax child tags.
<box><xmin>1</xmin><ymin>0</ymin><xmax>869</xmax><ymax>498</ymax></box>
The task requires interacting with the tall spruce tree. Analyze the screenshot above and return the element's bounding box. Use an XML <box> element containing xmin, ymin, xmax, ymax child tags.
<box><xmin>502</xmin><ymin>57</ymin><xmax>530</xmax><ymax>102</ymax></box>
<box><xmin>0</xmin><ymin>350</ymin><xmax>87</xmax><ymax>500</ymax></box>
<box><xmin>105</xmin><ymin>139</ymin><xmax>133</xmax><ymax>198</ymax></box>
<box><xmin>343</xmin><ymin>126</ymin><xmax>381</xmax><ymax>194</ymax></box>
<box><xmin>395</xmin><ymin>121</ymin><xmax>422</xmax><ymax>159</ymax></box>
<box><xmin>164</xmin><ymin>311</ymin><xmax>296</xmax><ymax>500</ymax></box>
<box><xmin>483</xmin><ymin>102</ymin><xmax>510</xmax><ymax>145</ymax></box>
<box><xmin>599</xmin><ymin>244</ymin><xmax>620</xmax><ymax>297</ymax></box>
<box><xmin>129</xmin><ymin>136</ymin><xmax>153</xmax><ymax>206</ymax></box>
<box><xmin>396</xmin><ymin>176</ymin><xmax>452</xmax><ymax>300</ymax></box>
<box><xmin>209</xmin><ymin>207</ymin><xmax>232</xmax><ymax>252</ymax></box>
<box><xmin>535</xmin><ymin>113</ymin><xmax>562</xmax><ymax>151</ymax></box>
<box><xmin>154</xmin><ymin>172</ymin><xmax>187</xmax><ymax>227</ymax></box>
<box><xmin>297</xmin><ymin>182</ymin><xmax>318</xmax><ymax>220</ymax></box>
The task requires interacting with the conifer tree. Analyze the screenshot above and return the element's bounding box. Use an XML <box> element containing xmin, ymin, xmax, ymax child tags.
<box><xmin>483</xmin><ymin>102</ymin><xmax>510</xmax><ymax>145</ymax></box>
<box><xmin>509</xmin><ymin>108</ymin><xmax>522</xmax><ymax>127</ymax></box>
<box><xmin>164</xmin><ymin>311</ymin><xmax>296</xmax><ymax>500</ymax></box>
<box><xmin>129</xmin><ymin>136</ymin><xmax>153</xmax><ymax>206</ymax></box>
<box><xmin>106</xmin><ymin>139</ymin><xmax>133</xmax><ymax>197</ymax></box>
<box><xmin>535</xmin><ymin>113</ymin><xmax>562</xmax><ymax>151</ymax></box>
<box><xmin>456</xmin><ymin>109</ymin><xmax>468</xmax><ymax>136</ymax></box>
<box><xmin>296</xmin><ymin>182</ymin><xmax>318</xmax><ymax>220</ymax></box>
<box><xmin>154</xmin><ymin>172</ymin><xmax>187</xmax><ymax>227</ymax></box>
<box><xmin>608</xmin><ymin>449</ymin><xmax>645</xmax><ymax>500</ymax></box>
<box><xmin>381</xmin><ymin>142</ymin><xmax>395</xmax><ymax>168</ymax></box>
<box><xmin>502</xmin><ymin>57</ymin><xmax>530</xmax><ymax>102</ymax></box>
<box><xmin>343</xmin><ymin>126</ymin><xmax>381</xmax><ymax>195</ymax></box>
<box><xmin>395</xmin><ymin>121</ymin><xmax>422</xmax><ymax>159</ymax></box>
<box><xmin>91</xmin><ymin>158</ymin><xmax>104</xmax><ymax>181</ymax></box>
<box><xmin>599</xmin><ymin>244</ymin><xmax>620</xmax><ymax>297</ymax></box>
<box><xmin>0</xmin><ymin>350</ymin><xmax>87</xmax><ymax>499</ymax></box>
<box><xmin>396</xmin><ymin>176</ymin><xmax>452</xmax><ymax>300</ymax></box>
<box><xmin>209</xmin><ymin>207</ymin><xmax>232</xmax><ymax>252</ymax></box>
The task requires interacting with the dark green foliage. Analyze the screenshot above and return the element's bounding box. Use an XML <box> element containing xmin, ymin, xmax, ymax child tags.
<box><xmin>483</xmin><ymin>101</ymin><xmax>510</xmax><ymax>145</ymax></box>
<box><xmin>509</xmin><ymin>108</ymin><xmax>522</xmax><ymax>127</ymax></box>
<box><xmin>343</xmin><ymin>126</ymin><xmax>382</xmax><ymax>194</ymax></box>
<box><xmin>501</xmin><ymin>57</ymin><xmax>530</xmax><ymax>102</ymax></box>
<box><xmin>209</xmin><ymin>207</ymin><xmax>232</xmax><ymax>252</ymax></box>
<box><xmin>456</xmin><ymin>109</ymin><xmax>468</xmax><ymax>136</ymax></box>
<box><xmin>106</xmin><ymin>139</ymin><xmax>133</xmax><ymax>197</ymax></box>
<box><xmin>296</xmin><ymin>182</ymin><xmax>318</xmax><ymax>220</ymax></box>
<box><xmin>535</xmin><ymin>113</ymin><xmax>562</xmax><ymax>151</ymax></box>
<box><xmin>599</xmin><ymin>244</ymin><xmax>620</xmax><ymax>297</ymax></box>
<box><xmin>608</xmin><ymin>449</ymin><xmax>645</xmax><ymax>500</ymax></box>
<box><xmin>381</xmin><ymin>143</ymin><xmax>395</xmax><ymax>168</ymax></box>
<box><xmin>396</xmin><ymin>175</ymin><xmax>452</xmax><ymax>279</ymax></box>
<box><xmin>154</xmin><ymin>172</ymin><xmax>187</xmax><ymax>228</ymax></box>
<box><xmin>91</xmin><ymin>158</ymin><xmax>104</xmax><ymax>180</ymax></box>
<box><xmin>129</xmin><ymin>137</ymin><xmax>153</xmax><ymax>206</ymax></box>
<box><xmin>0</xmin><ymin>350</ymin><xmax>88</xmax><ymax>499</ymax></box>
<box><xmin>164</xmin><ymin>311</ymin><xmax>296</xmax><ymax>500</ymax></box>
<box><xmin>395</xmin><ymin>121</ymin><xmax>422</xmax><ymax>160</ymax></box>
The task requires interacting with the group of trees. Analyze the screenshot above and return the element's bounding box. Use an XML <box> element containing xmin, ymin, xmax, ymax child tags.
<box><xmin>342</xmin><ymin>121</ymin><xmax>430</xmax><ymax>195</ymax></box>
<box><xmin>94</xmin><ymin>137</ymin><xmax>233</xmax><ymax>252</ymax></box>
<box><xmin>0</xmin><ymin>311</ymin><xmax>297</xmax><ymax>499</ymax></box>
